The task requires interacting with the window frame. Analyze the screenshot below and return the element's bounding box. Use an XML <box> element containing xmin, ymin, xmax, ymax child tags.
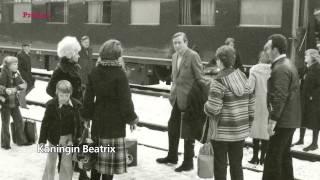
<box><xmin>238</xmin><ymin>0</ymin><xmax>283</xmax><ymax>28</ymax></box>
<box><xmin>46</xmin><ymin>1</ymin><xmax>68</xmax><ymax>24</ymax></box>
<box><xmin>178</xmin><ymin>0</ymin><xmax>216</xmax><ymax>27</ymax></box>
<box><xmin>130</xmin><ymin>0</ymin><xmax>161</xmax><ymax>26</ymax></box>
<box><xmin>85</xmin><ymin>0</ymin><xmax>112</xmax><ymax>25</ymax></box>
<box><xmin>12</xmin><ymin>0</ymin><xmax>32</xmax><ymax>24</ymax></box>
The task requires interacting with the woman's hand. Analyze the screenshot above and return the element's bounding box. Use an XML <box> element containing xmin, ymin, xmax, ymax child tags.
<box><xmin>130</xmin><ymin>117</ymin><xmax>139</xmax><ymax>132</ymax></box>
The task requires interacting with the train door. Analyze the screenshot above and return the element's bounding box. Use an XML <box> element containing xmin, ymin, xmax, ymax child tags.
<box><xmin>291</xmin><ymin>0</ymin><xmax>309</xmax><ymax>69</ymax></box>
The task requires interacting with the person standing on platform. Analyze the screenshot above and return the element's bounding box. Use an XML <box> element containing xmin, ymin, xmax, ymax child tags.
<box><xmin>204</xmin><ymin>45</ymin><xmax>254</xmax><ymax>180</ymax></box>
<box><xmin>46</xmin><ymin>36</ymin><xmax>82</xmax><ymax>100</ymax></box>
<box><xmin>17</xmin><ymin>42</ymin><xmax>34</xmax><ymax>108</ymax></box>
<box><xmin>247</xmin><ymin>51</ymin><xmax>271</xmax><ymax>165</ymax></box>
<box><xmin>156</xmin><ymin>32</ymin><xmax>204</xmax><ymax>172</ymax></box>
<box><xmin>78</xmin><ymin>36</ymin><xmax>94</xmax><ymax>99</ymax></box>
<box><xmin>292</xmin><ymin>49</ymin><xmax>320</xmax><ymax>151</ymax></box>
<box><xmin>225</xmin><ymin>37</ymin><xmax>244</xmax><ymax>72</ymax></box>
<box><xmin>82</xmin><ymin>39</ymin><xmax>138</xmax><ymax>180</ymax></box>
<box><xmin>0</xmin><ymin>56</ymin><xmax>31</xmax><ymax>149</ymax></box>
<box><xmin>262</xmin><ymin>34</ymin><xmax>301</xmax><ymax>180</ymax></box>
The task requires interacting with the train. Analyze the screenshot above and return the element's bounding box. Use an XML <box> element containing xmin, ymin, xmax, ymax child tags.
<box><xmin>0</xmin><ymin>0</ymin><xmax>319</xmax><ymax>85</ymax></box>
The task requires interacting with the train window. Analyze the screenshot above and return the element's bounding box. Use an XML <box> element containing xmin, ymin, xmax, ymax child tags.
<box><xmin>179</xmin><ymin>0</ymin><xmax>215</xmax><ymax>26</ymax></box>
<box><xmin>13</xmin><ymin>0</ymin><xmax>31</xmax><ymax>23</ymax></box>
<box><xmin>87</xmin><ymin>0</ymin><xmax>111</xmax><ymax>24</ymax></box>
<box><xmin>46</xmin><ymin>1</ymin><xmax>68</xmax><ymax>23</ymax></box>
<box><xmin>131</xmin><ymin>0</ymin><xmax>160</xmax><ymax>25</ymax></box>
<box><xmin>240</xmin><ymin>0</ymin><xmax>282</xmax><ymax>27</ymax></box>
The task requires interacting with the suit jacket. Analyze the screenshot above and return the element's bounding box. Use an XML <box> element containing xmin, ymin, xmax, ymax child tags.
<box><xmin>78</xmin><ymin>47</ymin><xmax>94</xmax><ymax>85</ymax></box>
<box><xmin>170</xmin><ymin>48</ymin><xmax>204</xmax><ymax>111</ymax></box>
<box><xmin>267</xmin><ymin>57</ymin><xmax>301</xmax><ymax>128</ymax></box>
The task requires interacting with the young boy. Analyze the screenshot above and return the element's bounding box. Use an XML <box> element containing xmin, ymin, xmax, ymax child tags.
<box><xmin>0</xmin><ymin>56</ymin><xmax>30</xmax><ymax>149</ymax></box>
<box><xmin>39</xmin><ymin>80</ymin><xmax>83</xmax><ymax>180</ymax></box>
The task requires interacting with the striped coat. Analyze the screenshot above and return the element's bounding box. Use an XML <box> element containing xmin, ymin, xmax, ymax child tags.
<box><xmin>204</xmin><ymin>69</ymin><xmax>255</xmax><ymax>142</ymax></box>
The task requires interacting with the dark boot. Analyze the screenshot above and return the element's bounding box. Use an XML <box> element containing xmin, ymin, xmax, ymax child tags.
<box><xmin>248</xmin><ymin>139</ymin><xmax>259</xmax><ymax>165</ymax></box>
<box><xmin>102</xmin><ymin>174</ymin><xmax>113</xmax><ymax>180</ymax></box>
<box><xmin>91</xmin><ymin>169</ymin><xmax>101</xmax><ymax>180</ymax></box>
<box><xmin>175</xmin><ymin>139</ymin><xmax>194</xmax><ymax>172</ymax></box>
<box><xmin>260</xmin><ymin>140</ymin><xmax>269</xmax><ymax>165</ymax></box>
<box><xmin>292</xmin><ymin>128</ymin><xmax>305</xmax><ymax>146</ymax></box>
<box><xmin>303</xmin><ymin>130</ymin><xmax>319</xmax><ymax>151</ymax></box>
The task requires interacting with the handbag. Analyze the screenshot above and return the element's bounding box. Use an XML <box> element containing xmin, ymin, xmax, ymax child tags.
<box><xmin>74</xmin><ymin>127</ymin><xmax>97</xmax><ymax>171</ymax></box>
<box><xmin>197</xmin><ymin>142</ymin><xmax>214</xmax><ymax>178</ymax></box>
<box><xmin>126</xmin><ymin>138</ymin><xmax>138</xmax><ymax>167</ymax></box>
<box><xmin>24</xmin><ymin>119</ymin><xmax>37</xmax><ymax>143</ymax></box>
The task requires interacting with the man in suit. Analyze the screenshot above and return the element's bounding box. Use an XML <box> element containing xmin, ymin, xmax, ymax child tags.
<box><xmin>262</xmin><ymin>34</ymin><xmax>301</xmax><ymax>180</ymax></box>
<box><xmin>156</xmin><ymin>32</ymin><xmax>204</xmax><ymax>172</ymax></box>
<box><xmin>17</xmin><ymin>42</ymin><xmax>34</xmax><ymax>108</ymax></box>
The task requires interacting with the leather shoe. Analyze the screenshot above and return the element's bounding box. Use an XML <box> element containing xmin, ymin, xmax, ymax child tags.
<box><xmin>156</xmin><ymin>157</ymin><xmax>177</xmax><ymax>164</ymax></box>
<box><xmin>174</xmin><ymin>163</ymin><xmax>193</xmax><ymax>172</ymax></box>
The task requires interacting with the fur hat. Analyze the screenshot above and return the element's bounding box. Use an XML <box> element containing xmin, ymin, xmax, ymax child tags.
<box><xmin>57</xmin><ymin>36</ymin><xmax>81</xmax><ymax>59</ymax></box>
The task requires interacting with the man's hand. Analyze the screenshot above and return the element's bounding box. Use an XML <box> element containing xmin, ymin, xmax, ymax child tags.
<box><xmin>268</xmin><ymin>120</ymin><xmax>277</xmax><ymax>136</ymax></box>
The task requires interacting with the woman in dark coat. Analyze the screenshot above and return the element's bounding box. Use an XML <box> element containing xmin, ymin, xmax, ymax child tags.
<box><xmin>293</xmin><ymin>49</ymin><xmax>320</xmax><ymax>151</ymax></box>
<box><xmin>46</xmin><ymin>36</ymin><xmax>82</xmax><ymax>100</ymax></box>
<box><xmin>82</xmin><ymin>39</ymin><xmax>138</xmax><ymax>180</ymax></box>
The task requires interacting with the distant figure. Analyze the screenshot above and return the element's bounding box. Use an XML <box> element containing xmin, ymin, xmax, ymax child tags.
<box><xmin>0</xmin><ymin>56</ymin><xmax>30</xmax><ymax>149</ymax></box>
<box><xmin>46</xmin><ymin>36</ymin><xmax>82</xmax><ymax>100</ymax></box>
<box><xmin>156</xmin><ymin>32</ymin><xmax>204</xmax><ymax>172</ymax></box>
<box><xmin>225</xmin><ymin>37</ymin><xmax>244</xmax><ymax>72</ymax></box>
<box><xmin>292</xmin><ymin>49</ymin><xmax>320</xmax><ymax>151</ymax></box>
<box><xmin>204</xmin><ymin>45</ymin><xmax>254</xmax><ymax>180</ymax></box>
<box><xmin>82</xmin><ymin>39</ymin><xmax>138</xmax><ymax>180</ymax></box>
<box><xmin>78</xmin><ymin>36</ymin><xmax>94</xmax><ymax>89</ymax></box>
<box><xmin>262</xmin><ymin>34</ymin><xmax>301</xmax><ymax>180</ymax></box>
<box><xmin>39</xmin><ymin>80</ymin><xmax>83</xmax><ymax>180</ymax></box>
<box><xmin>247</xmin><ymin>50</ymin><xmax>271</xmax><ymax>165</ymax></box>
<box><xmin>17</xmin><ymin>42</ymin><xmax>34</xmax><ymax>108</ymax></box>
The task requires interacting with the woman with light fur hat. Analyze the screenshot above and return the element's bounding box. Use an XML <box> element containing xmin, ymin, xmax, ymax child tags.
<box><xmin>46</xmin><ymin>36</ymin><xmax>82</xmax><ymax>100</ymax></box>
<box><xmin>0</xmin><ymin>56</ymin><xmax>30</xmax><ymax>149</ymax></box>
<box><xmin>293</xmin><ymin>49</ymin><xmax>320</xmax><ymax>151</ymax></box>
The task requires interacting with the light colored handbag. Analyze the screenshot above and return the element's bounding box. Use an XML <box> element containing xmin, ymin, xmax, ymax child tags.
<box><xmin>197</xmin><ymin>142</ymin><xmax>214</xmax><ymax>178</ymax></box>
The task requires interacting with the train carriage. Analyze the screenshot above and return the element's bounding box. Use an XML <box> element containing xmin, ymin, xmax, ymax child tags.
<box><xmin>0</xmin><ymin>0</ymin><xmax>319</xmax><ymax>84</ymax></box>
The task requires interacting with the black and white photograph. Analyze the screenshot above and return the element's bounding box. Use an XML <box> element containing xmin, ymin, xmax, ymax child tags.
<box><xmin>0</xmin><ymin>0</ymin><xmax>320</xmax><ymax>179</ymax></box>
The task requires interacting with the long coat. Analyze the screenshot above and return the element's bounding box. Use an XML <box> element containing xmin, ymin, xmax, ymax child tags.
<box><xmin>248</xmin><ymin>64</ymin><xmax>271</xmax><ymax>140</ymax></box>
<box><xmin>267</xmin><ymin>57</ymin><xmax>301</xmax><ymax>128</ymax></box>
<box><xmin>81</xmin><ymin>61</ymin><xmax>137</xmax><ymax>139</ymax></box>
<box><xmin>39</xmin><ymin>97</ymin><xmax>83</xmax><ymax>146</ymax></box>
<box><xmin>78</xmin><ymin>47</ymin><xmax>95</xmax><ymax>85</ymax></box>
<box><xmin>169</xmin><ymin>48</ymin><xmax>204</xmax><ymax>111</ymax></box>
<box><xmin>17</xmin><ymin>50</ymin><xmax>34</xmax><ymax>91</ymax></box>
<box><xmin>301</xmin><ymin>63</ymin><xmax>320</xmax><ymax>129</ymax></box>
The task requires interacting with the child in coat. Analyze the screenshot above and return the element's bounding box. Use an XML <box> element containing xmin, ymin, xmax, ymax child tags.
<box><xmin>0</xmin><ymin>56</ymin><xmax>30</xmax><ymax>149</ymax></box>
<box><xmin>39</xmin><ymin>80</ymin><xmax>83</xmax><ymax>180</ymax></box>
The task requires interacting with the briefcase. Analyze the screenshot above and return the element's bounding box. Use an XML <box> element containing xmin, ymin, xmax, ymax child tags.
<box><xmin>125</xmin><ymin>138</ymin><xmax>137</xmax><ymax>167</ymax></box>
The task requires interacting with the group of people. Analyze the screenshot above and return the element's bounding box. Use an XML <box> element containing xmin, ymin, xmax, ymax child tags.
<box><xmin>157</xmin><ymin>32</ymin><xmax>318</xmax><ymax>180</ymax></box>
<box><xmin>0</xmin><ymin>30</ymin><xmax>319</xmax><ymax>180</ymax></box>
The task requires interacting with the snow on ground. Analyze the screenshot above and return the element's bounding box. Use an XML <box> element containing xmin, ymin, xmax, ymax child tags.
<box><xmin>0</xmin><ymin>80</ymin><xmax>319</xmax><ymax>179</ymax></box>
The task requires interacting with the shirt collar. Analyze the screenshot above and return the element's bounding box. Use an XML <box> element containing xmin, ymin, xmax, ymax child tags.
<box><xmin>273</xmin><ymin>54</ymin><xmax>287</xmax><ymax>63</ymax></box>
<box><xmin>59</xmin><ymin>99</ymin><xmax>73</xmax><ymax>108</ymax></box>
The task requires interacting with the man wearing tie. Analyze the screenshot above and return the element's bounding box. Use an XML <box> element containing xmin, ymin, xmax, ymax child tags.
<box><xmin>156</xmin><ymin>32</ymin><xmax>204</xmax><ymax>172</ymax></box>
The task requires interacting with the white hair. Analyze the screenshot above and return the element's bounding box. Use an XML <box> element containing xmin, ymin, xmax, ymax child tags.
<box><xmin>57</xmin><ymin>36</ymin><xmax>81</xmax><ymax>58</ymax></box>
